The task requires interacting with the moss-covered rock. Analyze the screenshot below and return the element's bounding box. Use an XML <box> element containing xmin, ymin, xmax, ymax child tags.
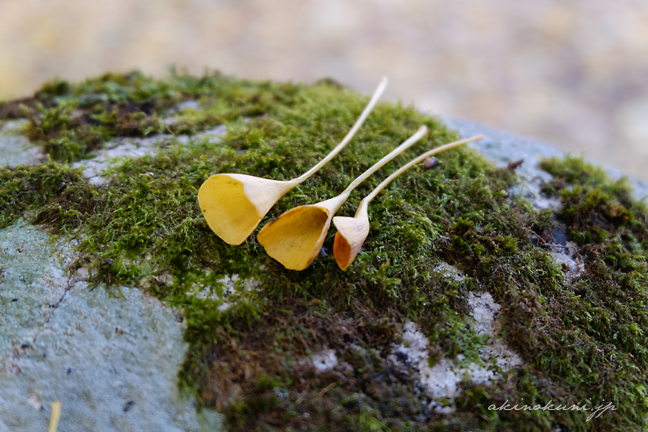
<box><xmin>1</xmin><ymin>71</ymin><xmax>647</xmax><ymax>431</ymax></box>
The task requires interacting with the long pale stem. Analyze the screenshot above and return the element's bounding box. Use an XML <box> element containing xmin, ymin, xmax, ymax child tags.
<box><xmin>364</xmin><ymin>135</ymin><xmax>483</xmax><ymax>203</ymax></box>
<box><xmin>294</xmin><ymin>77</ymin><xmax>388</xmax><ymax>183</ymax></box>
<box><xmin>341</xmin><ymin>125</ymin><xmax>429</xmax><ymax>196</ymax></box>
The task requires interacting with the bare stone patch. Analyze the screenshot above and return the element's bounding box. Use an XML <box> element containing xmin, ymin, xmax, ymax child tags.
<box><xmin>191</xmin><ymin>271</ymin><xmax>263</xmax><ymax>312</ymax></box>
<box><xmin>0</xmin><ymin>219</ymin><xmax>70</xmax><ymax>361</ymax></box>
<box><xmin>468</xmin><ymin>292</ymin><xmax>524</xmax><ymax>373</ymax></box>
<box><xmin>550</xmin><ymin>241</ymin><xmax>585</xmax><ymax>280</ymax></box>
<box><xmin>433</xmin><ymin>262</ymin><xmax>466</xmax><ymax>282</ymax></box>
<box><xmin>0</xmin><ymin>120</ymin><xmax>44</xmax><ymax>168</ymax></box>
<box><xmin>310</xmin><ymin>349</ymin><xmax>338</xmax><ymax>373</ymax></box>
<box><xmin>0</xmin><ymin>221</ymin><xmax>223</xmax><ymax>432</ymax></box>
<box><xmin>163</xmin><ymin>100</ymin><xmax>202</xmax><ymax>124</ymax></box>
<box><xmin>389</xmin><ymin>292</ymin><xmax>522</xmax><ymax>414</ymax></box>
<box><xmin>71</xmin><ymin>125</ymin><xmax>227</xmax><ymax>185</ymax></box>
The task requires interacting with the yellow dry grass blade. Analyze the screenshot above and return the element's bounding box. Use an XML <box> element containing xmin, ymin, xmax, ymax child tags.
<box><xmin>48</xmin><ymin>400</ymin><xmax>61</xmax><ymax>432</ymax></box>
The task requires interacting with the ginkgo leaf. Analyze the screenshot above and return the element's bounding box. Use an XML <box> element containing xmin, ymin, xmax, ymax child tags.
<box><xmin>198</xmin><ymin>77</ymin><xmax>388</xmax><ymax>245</ymax></box>
<box><xmin>258</xmin><ymin>126</ymin><xmax>429</xmax><ymax>270</ymax></box>
<box><xmin>333</xmin><ymin>134</ymin><xmax>483</xmax><ymax>270</ymax></box>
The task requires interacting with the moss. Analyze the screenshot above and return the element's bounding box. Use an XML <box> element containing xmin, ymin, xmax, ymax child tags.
<box><xmin>539</xmin><ymin>156</ymin><xmax>648</xmax><ymax>365</ymax></box>
<box><xmin>1</xmin><ymin>69</ymin><xmax>301</xmax><ymax>162</ymax></box>
<box><xmin>1</xmin><ymin>72</ymin><xmax>648</xmax><ymax>431</ymax></box>
<box><xmin>0</xmin><ymin>161</ymin><xmax>95</xmax><ymax>230</ymax></box>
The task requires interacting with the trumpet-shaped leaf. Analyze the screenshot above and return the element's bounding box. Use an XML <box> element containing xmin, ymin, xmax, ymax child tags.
<box><xmin>333</xmin><ymin>135</ymin><xmax>483</xmax><ymax>270</ymax></box>
<box><xmin>258</xmin><ymin>126</ymin><xmax>429</xmax><ymax>270</ymax></box>
<box><xmin>198</xmin><ymin>174</ymin><xmax>298</xmax><ymax>245</ymax></box>
<box><xmin>198</xmin><ymin>77</ymin><xmax>388</xmax><ymax>245</ymax></box>
<box><xmin>332</xmin><ymin>200</ymin><xmax>369</xmax><ymax>271</ymax></box>
<box><xmin>257</xmin><ymin>195</ymin><xmax>346</xmax><ymax>270</ymax></box>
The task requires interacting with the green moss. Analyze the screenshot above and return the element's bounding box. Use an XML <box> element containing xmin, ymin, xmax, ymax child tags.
<box><xmin>1</xmin><ymin>72</ymin><xmax>648</xmax><ymax>431</ymax></box>
<box><xmin>1</xmin><ymin>69</ymin><xmax>301</xmax><ymax>161</ymax></box>
<box><xmin>0</xmin><ymin>161</ymin><xmax>95</xmax><ymax>229</ymax></box>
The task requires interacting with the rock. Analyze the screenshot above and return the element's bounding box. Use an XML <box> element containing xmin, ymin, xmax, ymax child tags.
<box><xmin>0</xmin><ymin>114</ymin><xmax>231</xmax><ymax>431</ymax></box>
<box><xmin>0</xmin><ymin>221</ymin><xmax>222</xmax><ymax>432</ymax></box>
<box><xmin>0</xmin><ymin>121</ymin><xmax>43</xmax><ymax>167</ymax></box>
<box><xmin>0</xmin><ymin>220</ymin><xmax>69</xmax><ymax>360</ymax></box>
<box><xmin>389</xmin><ymin>291</ymin><xmax>523</xmax><ymax>415</ymax></box>
<box><xmin>71</xmin><ymin>125</ymin><xmax>228</xmax><ymax>186</ymax></box>
<box><xmin>2</xmin><ymin>75</ymin><xmax>646</xmax><ymax>430</ymax></box>
<box><xmin>164</xmin><ymin>100</ymin><xmax>202</xmax><ymax>120</ymax></box>
<box><xmin>443</xmin><ymin>116</ymin><xmax>648</xmax><ymax>203</ymax></box>
<box><xmin>310</xmin><ymin>349</ymin><xmax>338</xmax><ymax>373</ymax></box>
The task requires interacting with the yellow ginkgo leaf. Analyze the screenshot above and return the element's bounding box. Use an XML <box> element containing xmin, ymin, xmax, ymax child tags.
<box><xmin>332</xmin><ymin>199</ymin><xmax>370</xmax><ymax>271</ymax></box>
<box><xmin>333</xmin><ymin>134</ymin><xmax>484</xmax><ymax>270</ymax></box>
<box><xmin>198</xmin><ymin>174</ymin><xmax>299</xmax><ymax>246</ymax></box>
<box><xmin>256</xmin><ymin>195</ymin><xmax>346</xmax><ymax>270</ymax></box>
<box><xmin>198</xmin><ymin>77</ymin><xmax>388</xmax><ymax>245</ymax></box>
<box><xmin>258</xmin><ymin>126</ymin><xmax>429</xmax><ymax>271</ymax></box>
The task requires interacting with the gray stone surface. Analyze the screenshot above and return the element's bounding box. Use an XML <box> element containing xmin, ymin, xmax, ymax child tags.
<box><xmin>389</xmin><ymin>291</ymin><xmax>523</xmax><ymax>415</ymax></box>
<box><xmin>71</xmin><ymin>125</ymin><xmax>227</xmax><ymax>186</ymax></box>
<box><xmin>164</xmin><ymin>100</ymin><xmax>203</xmax><ymax>122</ymax></box>
<box><xmin>0</xmin><ymin>120</ymin><xmax>43</xmax><ymax>167</ymax></box>
<box><xmin>442</xmin><ymin>116</ymin><xmax>648</xmax><ymax>203</ymax></box>
<box><xmin>0</xmin><ymin>222</ymin><xmax>222</xmax><ymax>432</ymax></box>
<box><xmin>0</xmin><ymin>220</ymin><xmax>70</xmax><ymax>363</ymax></box>
<box><xmin>0</xmin><ymin>124</ymin><xmax>229</xmax><ymax>431</ymax></box>
<box><xmin>442</xmin><ymin>116</ymin><xmax>646</xmax><ymax>290</ymax></box>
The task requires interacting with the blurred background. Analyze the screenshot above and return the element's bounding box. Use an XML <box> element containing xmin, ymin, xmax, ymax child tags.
<box><xmin>1</xmin><ymin>0</ymin><xmax>647</xmax><ymax>181</ymax></box>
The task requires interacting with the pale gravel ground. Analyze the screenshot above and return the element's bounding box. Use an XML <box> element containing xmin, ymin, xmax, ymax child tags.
<box><xmin>1</xmin><ymin>0</ymin><xmax>647</xmax><ymax>181</ymax></box>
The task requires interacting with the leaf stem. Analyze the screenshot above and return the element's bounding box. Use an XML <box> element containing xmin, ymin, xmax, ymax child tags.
<box><xmin>364</xmin><ymin>135</ymin><xmax>483</xmax><ymax>203</ymax></box>
<box><xmin>341</xmin><ymin>125</ymin><xmax>429</xmax><ymax>196</ymax></box>
<box><xmin>295</xmin><ymin>77</ymin><xmax>388</xmax><ymax>183</ymax></box>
